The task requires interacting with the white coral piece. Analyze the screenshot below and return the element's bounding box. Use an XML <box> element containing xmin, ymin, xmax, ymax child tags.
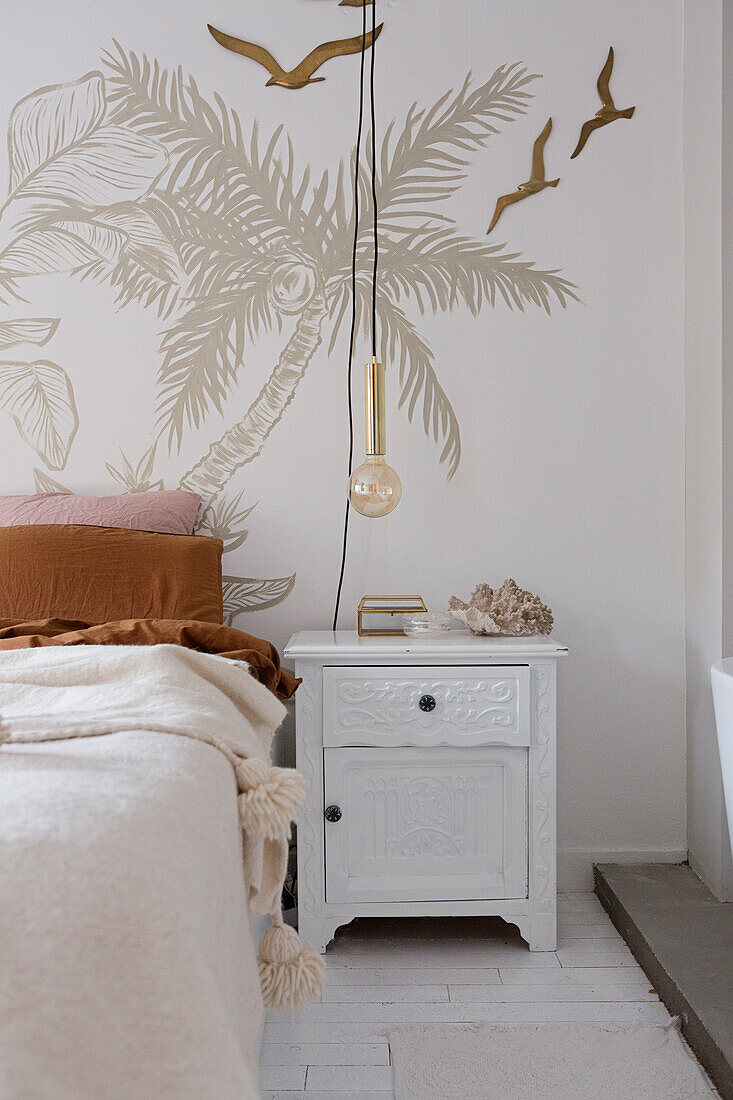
<box><xmin>448</xmin><ymin>578</ymin><xmax>553</xmax><ymax>636</ymax></box>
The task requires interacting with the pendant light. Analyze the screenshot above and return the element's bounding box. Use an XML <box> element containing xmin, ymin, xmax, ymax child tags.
<box><xmin>333</xmin><ymin>0</ymin><xmax>399</xmax><ymax>627</ymax></box>
<box><xmin>348</xmin><ymin>356</ymin><xmax>402</xmax><ymax>517</ymax></box>
<box><xmin>347</xmin><ymin>0</ymin><xmax>401</xmax><ymax>519</ymax></box>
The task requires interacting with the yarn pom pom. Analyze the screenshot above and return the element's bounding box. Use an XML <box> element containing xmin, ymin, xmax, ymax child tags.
<box><xmin>257</xmin><ymin>921</ymin><xmax>325</xmax><ymax>1009</ymax></box>
<box><xmin>236</xmin><ymin>760</ymin><xmax>306</xmax><ymax>840</ymax></box>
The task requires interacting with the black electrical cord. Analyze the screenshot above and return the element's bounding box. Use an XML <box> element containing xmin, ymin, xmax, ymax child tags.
<box><xmin>330</xmin><ymin>0</ymin><xmax>367</xmax><ymax>633</ymax></box>
<box><xmin>369</xmin><ymin>0</ymin><xmax>378</xmax><ymax>359</ymax></box>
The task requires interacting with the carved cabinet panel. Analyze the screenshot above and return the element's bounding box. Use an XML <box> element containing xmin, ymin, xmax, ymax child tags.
<box><xmin>324</xmin><ymin>745</ymin><xmax>528</xmax><ymax>903</ymax></box>
<box><xmin>323</xmin><ymin>665</ymin><xmax>531</xmax><ymax>748</ymax></box>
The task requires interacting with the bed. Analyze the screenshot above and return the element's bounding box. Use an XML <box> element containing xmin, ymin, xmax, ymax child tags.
<box><xmin>0</xmin><ymin>512</ymin><xmax>321</xmax><ymax>1100</ymax></box>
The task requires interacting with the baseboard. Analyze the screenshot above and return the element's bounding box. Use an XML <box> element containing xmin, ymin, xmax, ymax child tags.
<box><xmin>558</xmin><ymin>847</ymin><xmax>687</xmax><ymax>892</ymax></box>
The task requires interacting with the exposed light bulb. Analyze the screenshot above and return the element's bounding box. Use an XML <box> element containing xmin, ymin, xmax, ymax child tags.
<box><xmin>349</xmin><ymin>454</ymin><xmax>402</xmax><ymax>517</ymax></box>
<box><xmin>348</xmin><ymin>357</ymin><xmax>401</xmax><ymax>517</ymax></box>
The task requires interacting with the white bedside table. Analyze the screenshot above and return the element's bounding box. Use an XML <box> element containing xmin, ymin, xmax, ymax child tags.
<box><xmin>284</xmin><ymin>630</ymin><xmax>567</xmax><ymax>953</ymax></box>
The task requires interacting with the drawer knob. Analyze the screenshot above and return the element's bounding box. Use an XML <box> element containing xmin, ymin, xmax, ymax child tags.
<box><xmin>419</xmin><ymin>694</ymin><xmax>437</xmax><ymax>712</ymax></box>
<box><xmin>324</xmin><ymin>805</ymin><xmax>342</xmax><ymax>823</ymax></box>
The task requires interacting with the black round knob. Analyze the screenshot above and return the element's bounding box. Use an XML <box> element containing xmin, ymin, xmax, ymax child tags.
<box><xmin>324</xmin><ymin>805</ymin><xmax>342</xmax><ymax>823</ymax></box>
<box><xmin>419</xmin><ymin>694</ymin><xmax>437</xmax><ymax>712</ymax></box>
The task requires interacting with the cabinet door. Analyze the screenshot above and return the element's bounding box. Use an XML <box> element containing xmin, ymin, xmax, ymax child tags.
<box><xmin>324</xmin><ymin>746</ymin><xmax>528</xmax><ymax>904</ymax></box>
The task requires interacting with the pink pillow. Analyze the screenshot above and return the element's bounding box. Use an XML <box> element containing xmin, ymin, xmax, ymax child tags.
<box><xmin>0</xmin><ymin>491</ymin><xmax>202</xmax><ymax>535</ymax></box>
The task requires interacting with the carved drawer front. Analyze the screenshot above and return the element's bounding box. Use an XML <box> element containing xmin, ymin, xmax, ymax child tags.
<box><xmin>324</xmin><ymin>746</ymin><xmax>528</xmax><ymax>904</ymax></box>
<box><xmin>323</xmin><ymin>665</ymin><xmax>530</xmax><ymax>748</ymax></box>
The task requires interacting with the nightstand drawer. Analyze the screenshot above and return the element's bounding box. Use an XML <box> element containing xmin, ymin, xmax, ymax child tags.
<box><xmin>324</xmin><ymin>745</ymin><xmax>528</xmax><ymax>903</ymax></box>
<box><xmin>323</xmin><ymin>665</ymin><xmax>530</xmax><ymax>748</ymax></box>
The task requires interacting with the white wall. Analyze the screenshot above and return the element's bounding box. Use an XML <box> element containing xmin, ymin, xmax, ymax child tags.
<box><xmin>721</xmin><ymin>0</ymin><xmax>733</xmax><ymax>897</ymax></box>
<box><xmin>685</xmin><ymin>0</ymin><xmax>733</xmax><ymax>901</ymax></box>
<box><xmin>0</xmin><ymin>0</ymin><xmax>687</xmax><ymax>888</ymax></box>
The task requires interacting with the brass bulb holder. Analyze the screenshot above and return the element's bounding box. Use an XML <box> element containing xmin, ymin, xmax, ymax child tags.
<box><xmin>365</xmin><ymin>355</ymin><xmax>386</xmax><ymax>456</ymax></box>
<box><xmin>349</xmin><ymin>356</ymin><xmax>402</xmax><ymax>517</ymax></box>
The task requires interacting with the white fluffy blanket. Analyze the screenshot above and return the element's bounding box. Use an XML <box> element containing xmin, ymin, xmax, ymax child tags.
<box><xmin>0</xmin><ymin>645</ymin><xmax>294</xmax><ymax>1099</ymax></box>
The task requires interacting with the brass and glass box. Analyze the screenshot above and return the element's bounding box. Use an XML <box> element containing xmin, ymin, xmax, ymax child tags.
<box><xmin>356</xmin><ymin>595</ymin><xmax>427</xmax><ymax>637</ymax></box>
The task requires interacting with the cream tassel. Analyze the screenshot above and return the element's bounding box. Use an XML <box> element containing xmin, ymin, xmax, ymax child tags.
<box><xmin>236</xmin><ymin>759</ymin><xmax>306</xmax><ymax>840</ymax></box>
<box><xmin>235</xmin><ymin>755</ymin><xmax>321</xmax><ymax>1006</ymax></box>
<box><xmin>257</xmin><ymin>911</ymin><xmax>325</xmax><ymax>1010</ymax></box>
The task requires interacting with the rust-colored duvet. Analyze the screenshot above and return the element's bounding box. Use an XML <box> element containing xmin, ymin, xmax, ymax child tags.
<box><xmin>0</xmin><ymin>617</ymin><xmax>299</xmax><ymax>701</ymax></box>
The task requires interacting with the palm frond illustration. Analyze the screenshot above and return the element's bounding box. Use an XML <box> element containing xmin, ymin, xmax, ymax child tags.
<box><xmin>101</xmin><ymin>47</ymin><xmax>579</xmax><ymax>493</ymax></box>
<box><xmin>222</xmin><ymin>574</ymin><xmax>297</xmax><ymax>627</ymax></box>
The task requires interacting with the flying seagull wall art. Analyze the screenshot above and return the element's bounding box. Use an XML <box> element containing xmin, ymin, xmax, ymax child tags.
<box><xmin>207</xmin><ymin>23</ymin><xmax>383</xmax><ymax>88</ymax></box>
<box><xmin>571</xmin><ymin>46</ymin><xmax>635</xmax><ymax>158</ymax></box>
<box><xmin>485</xmin><ymin>47</ymin><xmax>634</xmax><ymax>233</ymax></box>
<box><xmin>487</xmin><ymin>117</ymin><xmax>559</xmax><ymax>234</ymax></box>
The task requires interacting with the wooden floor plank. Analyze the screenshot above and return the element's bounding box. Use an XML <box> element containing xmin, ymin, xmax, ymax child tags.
<box><xmin>320</xmin><ymin>984</ymin><xmax>449</xmax><ymax>1004</ymax></box>
<box><xmin>260</xmin><ymin>1043</ymin><xmax>390</xmax><ymax>1067</ymax></box>
<box><xmin>499</xmin><ymin>965</ymin><xmax>651</xmax><ymax>986</ymax></box>
<box><xmin>263</xmin><ymin>1001</ymin><xmax>671</xmax><ymax>1044</ymax></box>
<box><xmin>261</xmin><ymin>893</ymin><xmax>684</xmax><ymax>1095</ymax></box>
<box><xmin>265</xmin><ymin>1093</ymin><xmax>388</xmax><ymax>1100</ymax></box>
<box><xmin>305</xmin><ymin>1065</ymin><xmax>393</xmax><ymax>1092</ymax></box>
<box><xmin>448</xmin><ymin>983</ymin><xmax>659</xmax><ymax>1002</ymax></box>
<box><xmin>259</xmin><ymin>1064</ymin><xmax>307</xmax><ymax>1091</ymax></box>
<box><xmin>324</xmin><ymin>966</ymin><xmax>502</xmax><ymax>987</ymax></box>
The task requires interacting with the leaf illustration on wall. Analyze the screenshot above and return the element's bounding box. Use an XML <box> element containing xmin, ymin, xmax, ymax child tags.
<box><xmin>0</xmin><ymin>360</ymin><xmax>78</xmax><ymax>469</ymax></box>
<box><xmin>94</xmin><ymin>197</ymin><xmax>184</xmax><ymax>317</ymax></box>
<box><xmin>106</xmin><ymin>443</ymin><xmax>163</xmax><ymax>491</ymax></box>
<box><xmin>4</xmin><ymin>120</ymin><xmax>169</xmax><ymax>229</ymax></box>
<box><xmin>33</xmin><ymin>467</ymin><xmax>71</xmax><ymax>493</ymax></box>
<box><xmin>222</xmin><ymin>573</ymin><xmax>296</xmax><ymax>623</ymax></box>
<box><xmin>0</xmin><ymin>317</ymin><xmax>59</xmax><ymax>349</ymax></box>
<box><xmin>0</xmin><ymin>222</ymin><xmax>126</xmax><ymax>276</ymax></box>
<box><xmin>0</xmin><ymin>71</ymin><xmax>170</xmax><ymax>301</ymax></box>
<box><xmin>196</xmin><ymin>490</ymin><xmax>256</xmax><ymax>554</ymax></box>
<box><xmin>97</xmin><ymin>205</ymin><xmax>181</xmax><ymax>282</ymax></box>
<box><xmin>7</xmin><ymin>71</ymin><xmax>106</xmax><ymax>191</ymax></box>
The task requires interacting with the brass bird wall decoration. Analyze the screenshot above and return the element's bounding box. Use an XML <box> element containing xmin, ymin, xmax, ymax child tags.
<box><xmin>571</xmin><ymin>47</ymin><xmax>635</xmax><ymax>159</ymax></box>
<box><xmin>487</xmin><ymin>117</ymin><xmax>559</xmax><ymax>235</ymax></box>
<box><xmin>207</xmin><ymin>23</ymin><xmax>383</xmax><ymax>89</ymax></box>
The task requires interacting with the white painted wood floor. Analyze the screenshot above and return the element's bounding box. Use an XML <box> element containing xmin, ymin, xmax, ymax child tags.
<box><xmin>260</xmin><ymin>892</ymin><xmax>718</xmax><ymax>1098</ymax></box>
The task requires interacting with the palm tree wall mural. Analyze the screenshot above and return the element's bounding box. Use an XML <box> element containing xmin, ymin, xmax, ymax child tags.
<box><xmin>0</xmin><ymin>43</ymin><xmax>579</xmax><ymax>622</ymax></box>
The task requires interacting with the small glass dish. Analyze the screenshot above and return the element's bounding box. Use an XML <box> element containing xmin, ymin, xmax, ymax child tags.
<box><xmin>402</xmin><ymin>611</ymin><xmax>452</xmax><ymax>638</ymax></box>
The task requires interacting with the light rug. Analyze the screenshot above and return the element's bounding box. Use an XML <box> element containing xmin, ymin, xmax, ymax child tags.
<box><xmin>389</xmin><ymin>1020</ymin><xmax>712</xmax><ymax>1099</ymax></box>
